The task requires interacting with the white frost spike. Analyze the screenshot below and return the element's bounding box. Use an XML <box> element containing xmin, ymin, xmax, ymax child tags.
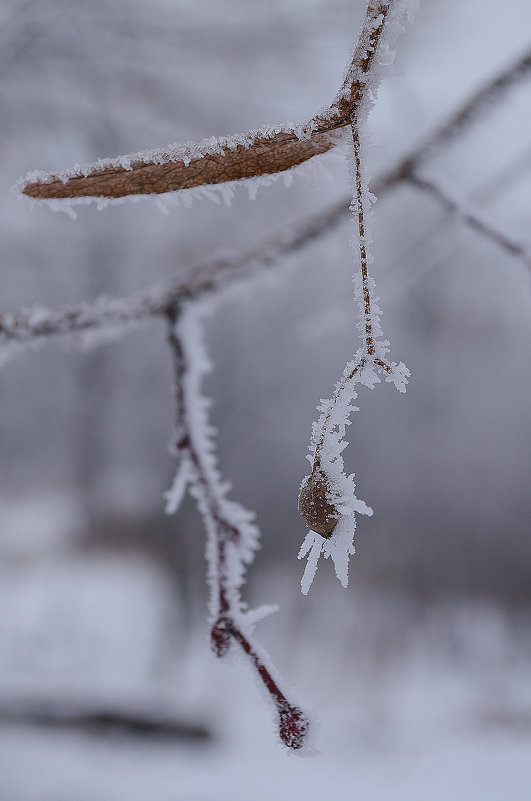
<box><xmin>388</xmin><ymin>360</ymin><xmax>411</xmax><ymax>393</ymax></box>
<box><xmin>164</xmin><ymin>455</ymin><xmax>192</xmax><ymax>515</ymax></box>
<box><xmin>298</xmin><ymin>512</ymin><xmax>372</xmax><ymax>595</ymax></box>
<box><xmin>298</xmin><ymin>532</ymin><xmax>323</xmax><ymax>596</ymax></box>
<box><xmin>241</xmin><ymin>604</ymin><xmax>280</xmax><ymax>630</ymax></box>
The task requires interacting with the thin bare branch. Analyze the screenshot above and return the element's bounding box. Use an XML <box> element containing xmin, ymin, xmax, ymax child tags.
<box><xmin>369</xmin><ymin>45</ymin><xmax>531</xmax><ymax>270</ymax></box>
<box><xmin>296</xmin><ymin>1</ymin><xmax>414</xmax><ymax>592</ymax></box>
<box><xmin>0</xmin><ymin>197</ymin><xmax>349</xmax><ymax>356</ymax></box>
<box><xmin>376</xmin><ymin>45</ymin><xmax>531</xmax><ymax>192</ymax></box>
<box><xmin>407</xmin><ymin>171</ymin><xmax>531</xmax><ymax>270</ymax></box>
<box><xmin>351</xmin><ymin>123</ymin><xmax>376</xmax><ymax>354</ymax></box>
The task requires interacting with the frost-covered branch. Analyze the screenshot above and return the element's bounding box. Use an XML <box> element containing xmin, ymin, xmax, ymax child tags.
<box><xmin>166</xmin><ymin>304</ymin><xmax>309</xmax><ymax>750</ymax></box>
<box><xmin>297</xmin><ymin>20</ymin><xmax>531</xmax><ymax>595</ymax></box>
<box><xmin>0</xmin><ymin>197</ymin><xmax>348</xmax><ymax>362</ymax></box>
<box><xmin>18</xmin><ymin>1</ymin><xmax>394</xmax><ymax>202</ymax></box>
<box><xmin>297</xmin><ymin>0</ymin><xmax>413</xmax><ymax>593</ymax></box>
<box><xmin>6</xmin><ymin>36</ymin><xmax>530</xmax><ymax>362</ymax></box>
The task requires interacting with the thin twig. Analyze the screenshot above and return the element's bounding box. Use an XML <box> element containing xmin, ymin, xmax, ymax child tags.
<box><xmin>166</xmin><ymin>307</ymin><xmax>309</xmax><ymax>750</ymax></box>
<box><xmin>0</xmin><ymin>197</ymin><xmax>349</xmax><ymax>356</ymax></box>
<box><xmin>375</xmin><ymin>45</ymin><xmax>531</xmax><ymax>193</ymax></box>
<box><xmin>406</xmin><ymin>171</ymin><xmax>531</xmax><ymax>271</ymax></box>
<box><xmin>309</xmin><ymin>3</ymin><xmax>403</xmax><ymax>480</ymax></box>
<box><xmin>351</xmin><ymin>123</ymin><xmax>375</xmax><ymax>355</ymax></box>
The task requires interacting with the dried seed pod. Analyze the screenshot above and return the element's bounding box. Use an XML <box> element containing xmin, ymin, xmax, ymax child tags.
<box><xmin>298</xmin><ymin>471</ymin><xmax>338</xmax><ymax>538</ymax></box>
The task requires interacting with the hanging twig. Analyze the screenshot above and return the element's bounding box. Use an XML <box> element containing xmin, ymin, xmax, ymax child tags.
<box><xmin>166</xmin><ymin>304</ymin><xmax>309</xmax><ymax>750</ymax></box>
<box><xmin>298</xmin><ymin>1</ymin><xmax>411</xmax><ymax>593</ymax></box>
<box><xmin>406</xmin><ymin>171</ymin><xmax>531</xmax><ymax>271</ymax></box>
<box><xmin>297</xmin><ymin>37</ymin><xmax>531</xmax><ymax>589</ymax></box>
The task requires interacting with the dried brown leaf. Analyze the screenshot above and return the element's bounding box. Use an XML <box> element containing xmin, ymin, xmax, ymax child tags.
<box><xmin>21</xmin><ymin>1</ymin><xmax>390</xmax><ymax>201</ymax></box>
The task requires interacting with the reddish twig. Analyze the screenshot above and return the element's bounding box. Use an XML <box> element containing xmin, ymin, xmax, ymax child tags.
<box><xmin>166</xmin><ymin>305</ymin><xmax>309</xmax><ymax>750</ymax></box>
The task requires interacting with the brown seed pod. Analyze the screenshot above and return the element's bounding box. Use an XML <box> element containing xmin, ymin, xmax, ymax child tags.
<box><xmin>298</xmin><ymin>471</ymin><xmax>338</xmax><ymax>538</ymax></box>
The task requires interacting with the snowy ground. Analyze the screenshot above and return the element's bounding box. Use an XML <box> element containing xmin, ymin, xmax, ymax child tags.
<box><xmin>1</xmin><ymin>650</ymin><xmax>530</xmax><ymax>801</ymax></box>
<box><xmin>0</xmin><ymin>553</ymin><xmax>529</xmax><ymax>801</ymax></box>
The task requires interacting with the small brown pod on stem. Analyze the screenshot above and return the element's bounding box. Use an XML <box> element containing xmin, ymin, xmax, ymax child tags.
<box><xmin>298</xmin><ymin>471</ymin><xmax>338</xmax><ymax>538</ymax></box>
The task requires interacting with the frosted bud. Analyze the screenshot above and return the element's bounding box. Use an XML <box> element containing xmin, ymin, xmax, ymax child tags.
<box><xmin>211</xmin><ymin>616</ymin><xmax>231</xmax><ymax>657</ymax></box>
<box><xmin>298</xmin><ymin>471</ymin><xmax>338</xmax><ymax>538</ymax></box>
<box><xmin>278</xmin><ymin>704</ymin><xmax>310</xmax><ymax>750</ymax></box>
